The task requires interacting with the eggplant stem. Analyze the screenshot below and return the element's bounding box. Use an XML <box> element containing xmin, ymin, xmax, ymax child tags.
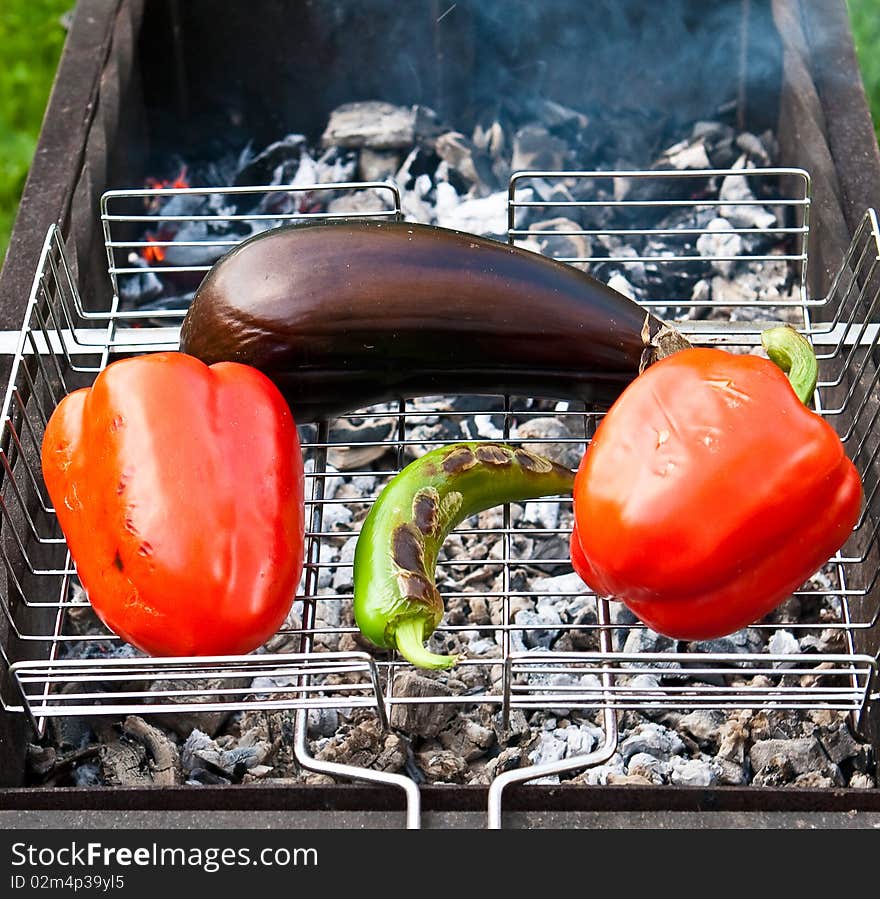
<box><xmin>761</xmin><ymin>325</ymin><xmax>818</xmax><ymax>406</ymax></box>
<box><xmin>392</xmin><ymin>616</ymin><xmax>458</xmax><ymax>670</ymax></box>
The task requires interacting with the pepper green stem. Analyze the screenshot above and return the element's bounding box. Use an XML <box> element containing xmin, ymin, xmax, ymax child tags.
<box><xmin>761</xmin><ymin>325</ymin><xmax>818</xmax><ymax>406</ymax></box>
<box><xmin>392</xmin><ymin>616</ymin><xmax>459</xmax><ymax>670</ymax></box>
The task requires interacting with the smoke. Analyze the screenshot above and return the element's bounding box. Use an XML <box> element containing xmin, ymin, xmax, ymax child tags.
<box><xmin>150</xmin><ymin>0</ymin><xmax>783</xmax><ymax>167</ymax></box>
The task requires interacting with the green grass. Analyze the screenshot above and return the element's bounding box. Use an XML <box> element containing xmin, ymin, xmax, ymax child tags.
<box><xmin>0</xmin><ymin>1</ymin><xmax>70</xmax><ymax>264</ymax></box>
<box><xmin>849</xmin><ymin>0</ymin><xmax>880</xmax><ymax>138</ymax></box>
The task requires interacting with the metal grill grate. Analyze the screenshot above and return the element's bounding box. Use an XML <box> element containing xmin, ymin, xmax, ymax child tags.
<box><xmin>1</xmin><ymin>172</ymin><xmax>878</xmax><ymax>829</ymax></box>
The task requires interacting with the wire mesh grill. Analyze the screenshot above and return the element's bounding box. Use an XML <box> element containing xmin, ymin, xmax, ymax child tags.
<box><xmin>1</xmin><ymin>172</ymin><xmax>878</xmax><ymax>753</ymax></box>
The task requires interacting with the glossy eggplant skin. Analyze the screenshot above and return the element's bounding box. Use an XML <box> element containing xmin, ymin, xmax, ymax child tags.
<box><xmin>179</xmin><ymin>219</ymin><xmax>672</xmax><ymax>422</ymax></box>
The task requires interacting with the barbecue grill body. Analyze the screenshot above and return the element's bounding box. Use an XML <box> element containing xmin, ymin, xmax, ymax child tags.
<box><xmin>0</xmin><ymin>0</ymin><xmax>879</xmax><ymax>827</ymax></box>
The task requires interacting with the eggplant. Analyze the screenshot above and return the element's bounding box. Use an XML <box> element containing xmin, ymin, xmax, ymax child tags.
<box><xmin>179</xmin><ymin>220</ymin><xmax>687</xmax><ymax>422</ymax></box>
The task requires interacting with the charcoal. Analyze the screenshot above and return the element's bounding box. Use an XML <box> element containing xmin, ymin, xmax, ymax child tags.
<box><xmin>525</xmin><ymin>181</ymin><xmax>583</xmax><ymax>223</ymax></box>
<box><xmin>435</xmin><ymin>188</ymin><xmax>527</xmax><ymax>238</ymax></box>
<box><xmin>526</xmin><ymin>216</ymin><xmax>592</xmax><ymax>270</ymax></box>
<box><xmin>318</xmin><ymin>500</ymin><xmax>353</xmax><ymax>534</ymax></box>
<box><xmin>182</xmin><ymin>728</ymin><xmax>272</xmax><ymax>780</ymax></box>
<box><xmin>620</xmin><ymin>722</ymin><xmax>686</xmax><ymax>763</ymax></box>
<box><xmin>669</xmin><ymin>756</ymin><xmax>719</xmax><ymax>787</ymax></box>
<box><xmin>606</xmin><ymin>271</ymin><xmax>641</xmax><ymax>300</ymax></box>
<box><xmin>695</xmin><ymin>121</ymin><xmax>740</xmax><ymax>168</ymax></box>
<box><xmin>326</xmin><ymin>416</ymin><xmax>396</xmax><ymax>470</ymax></box>
<box><xmin>527</xmin><ymin>731</ymin><xmax>568</xmax><ymax>767</ymax></box>
<box><xmin>793</xmin><ymin>771</ymin><xmax>843</xmax><ymax>788</ymax></box>
<box><xmin>511</xmin><ymin>124</ymin><xmax>570</xmax><ymax>173</ymax></box>
<box><xmin>513</xmin><ymin>607</ymin><xmax>562</xmax><ymax>651</ymax></box>
<box><xmin>150</xmin><ymin>676</ymin><xmax>250</xmax><ymax>738</ymax></box>
<box><xmin>677</xmin><ymin>710</ymin><xmax>726</xmax><ymax>750</ymax></box>
<box><xmin>735</xmin><ymin>131</ymin><xmax>773</xmax><ymax>166</ymax></box>
<box><xmin>495</xmin><ymin>709</ymin><xmax>531</xmax><ymax>746</ymax></box>
<box><xmin>719</xmin><ymin>163</ymin><xmax>778</xmax><ymax>230</ymax></box>
<box><xmin>513</xmin><ymin>415</ymin><xmax>585</xmax><ymax>469</ymax></box>
<box><xmin>521</xmin><ymin>499</ymin><xmax>560</xmax><ymax>531</ymax></box>
<box><xmin>628</xmin><ymin>672</ymin><xmax>663</xmax><ymax>695</ymax></box>
<box><xmin>321</xmin><ymin>101</ymin><xmax>442</xmax><ymax>150</ymax></box>
<box><xmin>612</xmin><ymin>167</ymin><xmax>710</xmax><ymax>226</ymax></box>
<box><xmin>523</xmin><ymin>667</ymin><xmax>603</xmax><ymax>718</ymax></box>
<box><xmin>622</xmin><ymin>629</ymin><xmax>681</xmax><ymax>674</ymax></box>
<box><xmin>660</xmin><ymin>136</ymin><xmax>712</xmax><ymax>171</ymax></box>
<box><xmin>119</xmin><ymin>256</ymin><xmax>163</xmax><ymax>306</ymax></box>
<box><xmin>469</xmin><ymin>412</ymin><xmax>504</xmax><ymax>440</ymax></box>
<box><xmin>768</xmin><ymin>629</ymin><xmax>800</xmax><ymax>667</ymax></box>
<box><xmin>122</xmin><ymin>715</ymin><xmax>181</xmax><ymax>786</ymax></box>
<box><xmin>818</xmin><ymin>720</ymin><xmax>864</xmax><ymax>766</ymax></box>
<box><xmin>100</xmin><ymin>736</ymin><xmax>151</xmax><ymax>786</ymax></box>
<box><xmin>330</xmin><ymin>536</ymin><xmax>358</xmax><ymax>593</ymax></box>
<box><xmin>388</xmin><ymin>672</ymin><xmax>455</xmax><ymax>738</ymax></box>
<box><xmin>524</xmin><ymin>97</ymin><xmax>591</xmax><ymax>135</ymax></box>
<box><xmin>395</xmin><ymin>145</ymin><xmax>441</xmax><ymax>190</ymax></box>
<box><xmin>626</xmin><ymin>752</ymin><xmax>667</xmax><ymax>784</ymax></box>
<box><xmin>438</xmin><ymin>717</ymin><xmax>495</xmax><ymax>762</ymax></box>
<box><xmin>326</xmin><ymin>188</ymin><xmax>392</xmax><ymax>216</ymax></box>
<box><xmin>99</xmin><ymin>717</ymin><xmax>183</xmax><ymax>788</ymax></box>
<box><xmin>161</xmin><ymin>221</ymin><xmax>230</xmax><ymax>268</ymax></box>
<box><xmin>749</xmin><ymin>737</ymin><xmax>836</xmax><ymax>783</ymax></box>
<box><xmin>574</xmin><ymin>754</ymin><xmax>626</xmax><ymax>785</ymax></box>
<box><xmin>49</xmin><ymin>713</ymin><xmax>95</xmax><ymax>752</ymax></box>
<box><xmin>610</xmin><ymin>601</ymin><xmax>640</xmax><ymax>652</ymax></box>
<box><xmin>688</xmin><ymin>628</ymin><xmax>765</xmax><ymax>658</ymax></box>
<box><xmin>27</xmin><ymin>744</ymin><xmax>57</xmax><ymax>777</ymax></box>
<box><xmin>315</xmin><ymin>718</ymin><xmax>407</xmax><ymax>773</ymax></box>
<box><xmin>696</xmin><ymin>217</ymin><xmax>744</xmax><ymax>278</ymax></box>
<box><xmin>472</xmin><ymin>117</ymin><xmax>506</xmax><ymax>161</ymax></box>
<box><xmin>357</xmin><ymin>147</ymin><xmax>401</xmax><ymax>182</ymax></box>
<box><xmin>234</xmin><ymin>133</ymin><xmax>307</xmax><ymax>185</ymax></box>
<box><xmin>416</xmin><ymin>748</ymin><xmax>470</xmax><ymax>784</ymax></box>
<box><xmin>435</xmin><ymin>130</ymin><xmax>497</xmax><ymax>194</ymax></box>
<box><xmin>850</xmin><ymin>773</ymin><xmax>876</xmax><ymax>789</ymax></box>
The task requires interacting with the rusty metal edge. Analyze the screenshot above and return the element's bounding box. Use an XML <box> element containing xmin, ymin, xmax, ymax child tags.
<box><xmin>0</xmin><ymin>0</ymin><xmax>127</xmax><ymax>788</ymax></box>
<box><xmin>800</xmin><ymin>0</ymin><xmax>880</xmax><ymax>238</ymax></box>
<box><xmin>0</xmin><ymin>783</ymin><xmax>879</xmax><ymax>813</ymax></box>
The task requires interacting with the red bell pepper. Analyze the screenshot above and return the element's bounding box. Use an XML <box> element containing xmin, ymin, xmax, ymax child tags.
<box><xmin>41</xmin><ymin>352</ymin><xmax>305</xmax><ymax>657</ymax></box>
<box><xmin>570</xmin><ymin>326</ymin><xmax>862</xmax><ymax>640</ymax></box>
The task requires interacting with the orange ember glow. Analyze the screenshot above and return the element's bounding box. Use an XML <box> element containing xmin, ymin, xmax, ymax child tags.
<box><xmin>142</xmin><ymin>233</ymin><xmax>166</xmax><ymax>264</ymax></box>
<box><xmin>145</xmin><ymin>164</ymin><xmax>190</xmax><ymax>192</ymax></box>
<box><xmin>140</xmin><ymin>165</ymin><xmax>190</xmax><ymax>261</ymax></box>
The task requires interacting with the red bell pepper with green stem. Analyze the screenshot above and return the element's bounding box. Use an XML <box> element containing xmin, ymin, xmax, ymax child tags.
<box><xmin>570</xmin><ymin>325</ymin><xmax>862</xmax><ymax>640</ymax></box>
<box><xmin>41</xmin><ymin>352</ymin><xmax>305</xmax><ymax>657</ymax></box>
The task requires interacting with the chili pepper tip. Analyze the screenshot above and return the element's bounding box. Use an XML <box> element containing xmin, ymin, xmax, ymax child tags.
<box><xmin>392</xmin><ymin>616</ymin><xmax>459</xmax><ymax>670</ymax></box>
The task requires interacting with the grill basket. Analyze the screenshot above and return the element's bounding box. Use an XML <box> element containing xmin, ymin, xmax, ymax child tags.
<box><xmin>1</xmin><ymin>169</ymin><xmax>879</xmax><ymax>828</ymax></box>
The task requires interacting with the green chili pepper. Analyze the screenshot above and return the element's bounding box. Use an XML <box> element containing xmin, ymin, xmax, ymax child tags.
<box><xmin>353</xmin><ymin>441</ymin><xmax>576</xmax><ymax>669</ymax></box>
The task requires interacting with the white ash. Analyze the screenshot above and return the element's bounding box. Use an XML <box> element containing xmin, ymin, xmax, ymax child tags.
<box><xmin>768</xmin><ymin>629</ymin><xmax>801</xmax><ymax>667</ymax></box>
<box><xmin>719</xmin><ymin>157</ymin><xmax>779</xmax><ymax>230</ymax></box>
<box><xmin>669</xmin><ymin>756</ymin><xmax>719</xmax><ymax>787</ymax></box>
<box><xmin>696</xmin><ymin>217</ymin><xmax>744</xmax><ymax>278</ymax></box>
<box><xmin>512</xmin><ymin>608</ymin><xmax>562</xmax><ymax>651</ymax></box>
<box><xmin>620</xmin><ymin>722</ymin><xmax>687</xmax><ymax>763</ymax></box>
<box><xmin>321</xmin><ymin>101</ymin><xmax>442</xmax><ymax>150</ymax></box>
<box><xmin>606</xmin><ymin>271</ymin><xmax>639</xmax><ymax>300</ymax></box>
<box><xmin>182</xmin><ymin>728</ymin><xmax>272</xmax><ymax>782</ymax></box>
